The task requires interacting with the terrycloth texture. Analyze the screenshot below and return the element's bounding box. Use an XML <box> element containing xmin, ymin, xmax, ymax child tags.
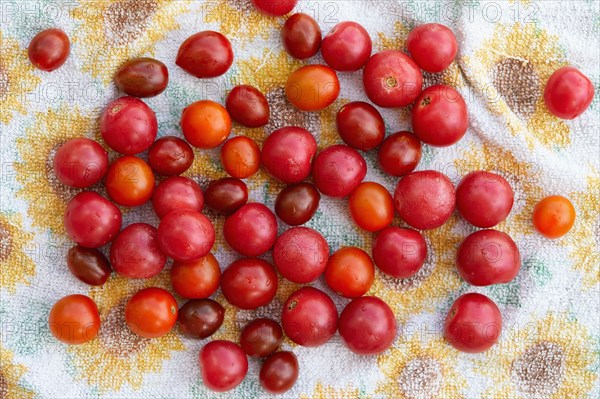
<box><xmin>1</xmin><ymin>0</ymin><xmax>599</xmax><ymax>398</ymax></box>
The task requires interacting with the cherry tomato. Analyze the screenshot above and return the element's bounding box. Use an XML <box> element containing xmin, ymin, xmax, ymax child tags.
<box><xmin>407</xmin><ymin>23</ymin><xmax>457</xmax><ymax>73</ymax></box>
<box><xmin>100</xmin><ymin>96</ymin><xmax>158</xmax><ymax>155</ymax></box>
<box><xmin>28</xmin><ymin>28</ymin><xmax>70</xmax><ymax>71</ymax></box>
<box><xmin>372</xmin><ymin>227</ymin><xmax>427</xmax><ymax>278</ymax></box>
<box><xmin>105</xmin><ymin>156</ymin><xmax>155</xmax><ymax>207</ymax></box>
<box><xmin>48</xmin><ymin>294</ymin><xmax>100</xmax><ymax>344</ymax></box>
<box><xmin>260</xmin><ymin>351</ymin><xmax>299</xmax><ymax>394</ymax></box>
<box><xmin>152</xmin><ymin>176</ymin><xmax>204</xmax><ymax>219</ymax></box>
<box><xmin>157</xmin><ymin>209</ymin><xmax>215</xmax><ymax>262</ymax></box>
<box><xmin>321</xmin><ymin>21</ymin><xmax>372</xmax><ymax>71</ymax></box>
<box><xmin>204</xmin><ymin>178</ymin><xmax>248</xmax><ymax>215</ymax></box>
<box><xmin>285</xmin><ymin>65</ymin><xmax>340</xmax><ymax>111</ymax></box>
<box><xmin>336</xmin><ymin>101</ymin><xmax>385</xmax><ymax>151</ymax></box>
<box><xmin>53</xmin><ymin>138</ymin><xmax>108</xmax><ymax>188</ymax></box>
<box><xmin>125</xmin><ymin>287</ymin><xmax>178</xmax><ymax>339</ymax></box>
<box><xmin>444</xmin><ymin>293</ymin><xmax>502</xmax><ymax>353</ymax></box>
<box><xmin>199</xmin><ymin>340</ymin><xmax>248</xmax><ymax>392</ymax></box>
<box><xmin>221</xmin><ymin>258</ymin><xmax>278</xmax><ymax>310</ymax></box>
<box><xmin>252</xmin><ymin>0</ymin><xmax>297</xmax><ymax>16</ymax></box>
<box><xmin>273</xmin><ymin>226</ymin><xmax>329</xmax><ymax>283</ymax></box>
<box><xmin>378</xmin><ymin>131</ymin><xmax>422</xmax><ymax>177</ymax></box>
<box><xmin>240</xmin><ymin>318</ymin><xmax>283</xmax><ymax>357</ymax></box>
<box><xmin>178</xmin><ymin>299</ymin><xmax>225</xmax><ymax>339</ymax></box>
<box><xmin>456</xmin><ymin>171</ymin><xmax>514</xmax><ymax>228</ymax></box>
<box><xmin>114</xmin><ymin>57</ymin><xmax>169</xmax><ymax>97</ymax></box>
<box><xmin>411</xmin><ymin>84</ymin><xmax>468</xmax><ymax>147</ymax></box>
<box><xmin>312</xmin><ymin>145</ymin><xmax>367</xmax><ymax>197</ymax></box>
<box><xmin>281</xmin><ymin>287</ymin><xmax>338</xmax><ymax>347</ymax></box>
<box><xmin>532</xmin><ymin>195</ymin><xmax>576</xmax><ymax>239</ymax></box>
<box><xmin>176</xmin><ymin>31</ymin><xmax>233</xmax><ymax>78</ymax></box>
<box><xmin>363</xmin><ymin>50</ymin><xmax>422</xmax><ymax>108</ymax></box>
<box><xmin>275</xmin><ymin>182</ymin><xmax>320</xmax><ymax>226</ymax></box>
<box><xmin>325</xmin><ymin>247</ymin><xmax>374</xmax><ymax>298</ymax></box>
<box><xmin>261</xmin><ymin>126</ymin><xmax>317</xmax><ymax>183</ymax></box>
<box><xmin>338</xmin><ymin>296</ymin><xmax>396</xmax><ymax>355</ymax></box>
<box><xmin>394</xmin><ymin>170</ymin><xmax>456</xmax><ymax>230</ymax></box>
<box><xmin>148</xmin><ymin>136</ymin><xmax>194</xmax><ymax>176</ymax></box>
<box><xmin>221</xmin><ymin>136</ymin><xmax>261</xmax><ymax>179</ymax></box>
<box><xmin>181</xmin><ymin>100</ymin><xmax>232</xmax><ymax>149</ymax></box>
<box><xmin>110</xmin><ymin>223</ymin><xmax>167</xmax><ymax>279</ymax></box>
<box><xmin>223</xmin><ymin>203</ymin><xmax>278</xmax><ymax>257</ymax></box>
<box><xmin>282</xmin><ymin>13</ymin><xmax>321</xmax><ymax>60</ymax></box>
<box><xmin>64</xmin><ymin>191</ymin><xmax>122</xmax><ymax>248</ymax></box>
<box><xmin>544</xmin><ymin>66</ymin><xmax>594</xmax><ymax>119</ymax></box>
<box><xmin>348</xmin><ymin>182</ymin><xmax>394</xmax><ymax>232</ymax></box>
<box><xmin>225</xmin><ymin>85</ymin><xmax>270</xmax><ymax>128</ymax></box>
<box><xmin>171</xmin><ymin>254</ymin><xmax>221</xmax><ymax>299</ymax></box>
<box><xmin>67</xmin><ymin>245</ymin><xmax>111</xmax><ymax>286</ymax></box>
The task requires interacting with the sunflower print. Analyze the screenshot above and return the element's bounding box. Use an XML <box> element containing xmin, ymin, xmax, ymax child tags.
<box><xmin>0</xmin><ymin>213</ymin><xmax>36</xmax><ymax>292</ymax></box>
<box><xmin>300</xmin><ymin>381</ymin><xmax>368</xmax><ymax>399</ymax></box>
<box><xmin>0</xmin><ymin>344</ymin><xmax>34</xmax><ymax>399</ymax></box>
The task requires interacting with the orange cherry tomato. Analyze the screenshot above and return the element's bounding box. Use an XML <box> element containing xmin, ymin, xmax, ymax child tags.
<box><xmin>285</xmin><ymin>65</ymin><xmax>340</xmax><ymax>111</ymax></box>
<box><xmin>125</xmin><ymin>287</ymin><xmax>178</xmax><ymax>338</ymax></box>
<box><xmin>220</xmin><ymin>136</ymin><xmax>261</xmax><ymax>179</ymax></box>
<box><xmin>325</xmin><ymin>247</ymin><xmax>375</xmax><ymax>298</ymax></box>
<box><xmin>181</xmin><ymin>100</ymin><xmax>232</xmax><ymax>149</ymax></box>
<box><xmin>348</xmin><ymin>182</ymin><xmax>394</xmax><ymax>232</ymax></box>
<box><xmin>48</xmin><ymin>294</ymin><xmax>100</xmax><ymax>345</ymax></box>
<box><xmin>105</xmin><ymin>156</ymin><xmax>155</xmax><ymax>207</ymax></box>
<box><xmin>533</xmin><ymin>195</ymin><xmax>576</xmax><ymax>239</ymax></box>
<box><xmin>171</xmin><ymin>253</ymin><xmax>221</xmax><ymax>299</ymax></box>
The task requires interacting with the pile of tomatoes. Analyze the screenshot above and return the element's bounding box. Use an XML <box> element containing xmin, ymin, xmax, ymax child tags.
<box><xmin>30</xmin><ymin>0</ymin><xmax>591</xmax><ymax>394</ymax></box>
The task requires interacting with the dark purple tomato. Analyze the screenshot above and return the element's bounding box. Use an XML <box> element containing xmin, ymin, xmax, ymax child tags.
<box><xmin>199</xmin><ymin>340</ymin><xmax>248</xmax><ymax>392</ymax></box>
<box><xmin>28</xmin><ymin>28</ymin><xmax>70</xmax><ymax>71</ymax></box>
<box><xmin>275</xmin><ymin>182</ymin><xmax>320</xmax><ymax>226</ymax></box>
<box><xmin>223</xmin><ymin>203</ymin><xmax>278</xmax><ymax>257</ymax></box>
<box><xmin>282</xmin><ymin>13</ymin><xmax>322</xmax><ymax>60</ymax></box>
<box><xmin>225</xmin><ymin>85</ymin><xmax>270</xmax><ymax>128</ymax></box>
<box><xmin>221</xmin><ymin>258</ymin><xmax>278</xmax><ymax>310</ymax></box>
<box><xmin>336</xmin><ymin>101</ymin><xmax>385</xmax><ymax>151</ymax></box>
<box><xmin>407</xmin><ymin>23</ymin><xmax>458</xmax><ymax>73</ymax></box>
<box><xmin>67</xmin><ymin>245</ymin><xmax>111</xmax><ymax>286</ymax></box>
<box><xmin>456</xmin><ymin>171</ymin><xmax>514</xmax><ymax>228</ymax></box>
<box><xmin>110</xmin><ymin>223</ymin><xmax>167</xmax><ymax>279</ymax></box>
<box><xmin>273</xmin><ymin>226</ymin><xmax>329</xmax><ymax>283</ymax></box>
<box><xmin>204</xmin><ymin>178</ymin><xmax>248</xmax><ymax>215</ymax></box>
<box><xmin>260</xmin><ymin>351</ymin><xmax>299</xmax><ymax>394</ymax></box>
<box><xmin>152</xmin><ymin>176</ymin><xmax>204</xmax><ymax>219</ymax></box>
<box><xmin>53</xmin><ymin>138</ymin><xmax>108</xmax><ymax>188</ymax></box>
<box><xmin>148</xmin><ymin>136</ymin><xmax>194</xmax><ymax>176</ymax></box>
<box><xmin>176</xmin><ymin>31</ymin><xmax>233</xmax><ymax>78</ymax></box>
<box><xmin>372</xmin><ymin>227</ymin><xmax>427</xmax><ymax>278</ymax></box>
<box><xmin>64</xmin><ymin>191</ymin><xmax>122</xmax><ymax>248</ymax></box>
<box><xmin>321</xmin><ymin>21</ymin><xmax>372</xmax><ymax>71</ymax></box>
<box><xmin>312</xmin><ymin>145</ymin><xmax>367</xmax><ymax>197</ymax></box>
<box><xmin>157</xmin><ymin>209</ymin><xmax>215</xmax><ymax>262</ymax></box>
<box><xmin>240</xmin><ymin>318</ymin><xmax>283</xmax><ymax>357</ymax></box>
<box><xmin>178</xmin><ymin>299</ymin><xmax>225</xmax><ymax>339</ymax></box>
<box><xmin>261</xmin><ymin>127</ymin><xmax>317</xmax><ymax>184</ymax></box>
<box><xmin>377</xmin><ymin>131</ymin><xmax>422</xmax><ymax>177</ymax></box>
<box><xmin>114</xmin><ymin>57</ymin><xmax>169</xmax><ymax>97</ymax></box>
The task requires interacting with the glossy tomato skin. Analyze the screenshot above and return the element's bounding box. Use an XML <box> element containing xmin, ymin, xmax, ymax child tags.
<box><xmin>407</xmin><ymin>23</ymin><xmax>457</xmax><ymax>73</ymax></box>
<box><xmin>275</xmin><ymin>183</ymin><xmax>320</xmax><ymax>225</ymax></box>
<box><xmin>261</xmin><ymin>126</ymin><xmax>317</xmax><ymax>183</ymax></box>
<box><xmin>338</xmin><ymin>296</ymin><xmax>396</xmax><ymax>355</ymax></box>
<box><xmin>321</xmin><ymin>21</ymin><xmax>372</xmax><ymax>71</ymax></box>
<box><xmin>363</xmin><ymin>50</ymin><xmax>422</xmax><ymax>108</ymax></box>
<box><xmin>225</xmin><ymin>85</ymin><xmax>270</xmax><ymax>127</ymax></box>
<box><xmin>412</xmin><ymin>84</ymin><xmax>468</xmax><ymax>146</ymax></box>
<box><xmin>148</xmin><ymin>136</ymin><xmax>194</xmax><ymax>176</ymax></box>
<box><xmin>336</xmin><ymin>101</ymin><xmax>385</xmax><ymax>151</ymax></box>
<box><xmin>282</xmin><ymin>13</ymin><xmax>321</xmax><ymax>59</ymax></box>
<box><xmin>110</xmin><ymin>223</ymin><xmax>167</xmax><ymax>279</ymax></box>
<box><xmin>240</xmin><ymin>318</ymin><xmax>283</xmax><ymax>357</ymax></box>
<box><xmin>378</xmin><ymin>131</ymin><xmax>422</xmax><ymax>177</ymax></box>
<box><xmin>312</xmin><ymin>145</ymin><xmax>367</xmax><ymax>197</ymax></box>
<box><xmin>48</xmin><ymin>294</ymin><xmax>100</xmax><ymax>344</ymax></box>
<box><xmin>53</xmin><ymin>138</ymin><xmax>108</xmax><ymax>188</ymax></box>
<box><xmin>157</xmin><ymin>209</ymin><xmax>215</xmax><ymax>262</ymax></box>
<box><xmin>348</xmin><ymin>182</ymin><xmax>394</xmax><ymax>232</ymax></box>
<box><xmin>125</xmin><ymin>288</ymin><xmax>178</xmax><ymax>338</ymax></box>
<box><xmin>325</xmin><ymin>247</ymin><xmax>375</xmax><ymax>298</ymax></box>
<box><xmin>372</xmin><ymin>227</ymin><xmax>427</xmax><ymax>278</ymax></box>
<box><xmin>176</xmin><ymin>31</ymin><xmax>233</xmax><ymax>78</ymax></box>
<box><xmin>273</xmin><ymin>226</ymin><xmax>329</xmax><ymax>283</ymax></box>
<box><xmin>178</xmin><ymin>299</ymin><xmax>225</xmax><ymax>339</ymax></box>
<box><xmin>100</xmin><ymin>96</ymin><xmax>158</xmax><ymax>155</ymax></box>
<box><xmin>281</xmin><ymin>287</ymin><xmax>338</xmax><ymax>347</ymax></box>
<box><xmin>223</xmin><ymin>203</ymin><xmax>278</xmax><ymax>257</ymax></box>
<box><xmin>152</xmin><ymin>176</ymin><xmax>204</xmax><ymax>219</ymax></box>
<box><xmin>221</xmin><ymin>258</ymin><xmax>278</xmax><ymax>310</ymax></box>
<box><xmin>28</xmin><ymin>28</ymin><xmax>70</xmax><ymax>71</ymax></box>
<box><xmin>456</xmin><ymin>171</ymin><xmax>514</xmax><ymax>228</ymax></box>
<box><xmin>199</xmin><ymin>340</ymin><xmax>248</xmax><ymax>392</ymax></box>
<box><xmin>181</xmin><ymin>100</ymin><xmax>232</xmax><ymax>149</ymax></box>
<box><xmin>260</xmin><ymin>351</ymin><xmax>299</xmax><ymax>394</ymax></box>
<box><xmin>171</xmin><ymin>254</ymin><xmax>220</xmax><ymax>299</ymax></box>
<box><xmin>394</xmin><ymin>170</ymin><xmax>456</xmax><ymax>230</ymax></box>
<box><xmin>285</xmin><ymin>65</ymin><xmax>340</xmax><ymax>111</ymax></box>
<box><xmin>544</xmin><ymin>67</ymin><xmax>594</xmax><ymax>119</ymax></box>
<box><xmin>252</xmin><ymin>0</ymin><xmax>297</xmax><ymax>16</ymax></box>
<box><xmin>64</xmin><ymin>191</ymin><xmax>122</xmax><ymax>248</ymax></box>
<box><xmin>204</xmin><ymin>178</ymin><xmax>248</xmax><ymax>215</ymax></box>
<box><xmin>221</xmin><ymin>136</ymin><xmax>261</xmax><ymax>179</ymax></box>
<box><xmin>444</xmin><ymin>293</ymin><xmax>502</xmax><ymax>353</ymax></box>
<box><xmin>67</xmin><ymin>245</ymin><xmax>111</xmax><ymax>286</ymax></box>
<box><xmin>105</xmin><ymin>156</ymin><xmax>155</xmax><ymax>207</ymax></box>
<box><xmin>114</xmin><ymin>57</ymin><xmax>169</xmax><ymax>97</ymax></box>
<box><xmin>532</xmin><ymin>195</ymin><xmax>576</xmax><ymax>239</ymax></box>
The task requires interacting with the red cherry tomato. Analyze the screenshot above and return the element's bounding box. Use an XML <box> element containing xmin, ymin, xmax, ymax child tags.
<box><xmin>152</xmin><ymin>176</ymin><xmax>204</xmax><ymax>219</ymax></box>
<box><xmin>273</xmin><ymin>226</ymin><xmax>329</xmax><ymax>283</ymax></box>
<box><xmin>176</xmin><ymin>31</ymin><xmax>233</xmax><ymax>78</ymax></box>
<box><xmin>321</xmin><ymin>21</ymin><xmax>372</xmax><ymax>71</ymax></box>
<box><xmin>282</xmin><ymin>13</ymin><xmax>322</xmax><ymax>60</ymax></box>
<box><xmin>336</xmin><ymin>101</ymin><xmax>385</xmax><ymax>151</ymax></box>
<box><xmin>178</xmin><ymin>299</ymin><xmax>225</xmax><ymax>339</ymax></box>
<box><xmin>157</xmin><ymin>209</ymin><xmax>215</xmax><ymax>262</ymax></box>
<box><xmin>260</xmin><ymin>351</ymin><xmax>299</xmax><ymax>394</ymax></box>
<box><xmin>372</xmin><ymin>227</ymin><xmax>427</xmax><ymax>278</ymax></box>
<box><xmin>275</xmin><ymin>182</ymin><xmax>321</xmax><ymax>226</ymax></box>
<box><xmin>125</xmin><ymin>287</ymin><xmax>178</xmax><ymax>339</ymax></box>
<box><xmin>407</xmin><ymin>23</ymin><xmax>457</xmax><ymax>73</ymax></box>
<box><xmin>105</xmin><ymin>156</ymin><xmax>155</xmax><ymax>207</ymax></box>
<box><xmin>223</xmin><ymin>203</ymin><xmax>278</xmax><ymax>257</ymax></box>
<box><xmin>28</xmin><ymin>28</ymin><xmax>70</xmax><ymax>71</ymax></box>
<box><xmin>48</xmin><ymin>294</ymin><xmax>100</xmax><ymax>344</ymax></box>
<box><xmin>204</xmin><ymin>178</ymin><xmax>248</xmax><ymax>215</ymax></box>
<box><xmin>444</xmin><ymin>293</ymin><xmax>502</xmax><ymax>353</ymax></box>
<box><xmin>64</xmin><ymin>191</ymin><xmax>122</xmax><ymax>248</ymax></box>
<box><xmin>261</xmin><ymin>126</ymin><xmax>317</xmax><ymax>184</ymax></box>
<box><xmin>67</xmin><ymin>245</ymin><xmax>111</xmax><ymax>286</ymax></box>
<box><xmin>148</xmin><ymin>136</ymin><xmax>194</xmax><ymax>176</ymax></box>
<box><xmin>378</xmin><ymin>131</ymin><xmax>422</xmax><ymax>177</ymax></box>
<box><xmin>544</xmin><ymin>66</ymin><xmax>594</xmax><ymax>119</ymax></box>
<box><xmin>312</xmin><ymin>145</ymin><xmax>367</xmax><ymax>198</ymax></box>
<box><xmin>240</xmin><ymin>318</ymin><xmax>283</xmax><ymax>357</ymax></box>
<box><xmin>221</xmin><ymin>258</ymin><xmax>278</xmax><ymax>310</ymax></box>
<box><xmin>199</xmin><ymin>340</ymin><xmax>248</xmax><ymax>392</ymax></box>
<box><xmin>53</xmin><ymin>138</ymin><xmax>108</xmax><ymax>188</ymax></box>
<box><xmin>285</xmin><ymin>65</ymin><xmax>340</xmax><ymax>111</ymax></box>
<box><xmin>225</xmin><ymin>85</ymin><xmax>270</xmax><ymax>128</ymax></box>
<box><xmin>181</xmin><ymin>100</ymin><xmax>232</xmax><ymax>149</ymax></box>
<box><xmin>532</xmin><ymin>195</ymin><xmax>576</xmax><ymax>239</ymax></box>
<box><xmin>325</xmin><ymin>247</ymin><xmax>374</xmax><ymax>298</ymax></box>
<box><xmin>110</xmin><ymin>223</ymin><xmax>167</xmax><ymax>279</ymax></box>
<box><xmin>348</xmin><ymin>182</ymin><xmax>394</xmax><ymax>232</ymax></box>
<box><xmin>251</xmin><ymin>0</ymin><xmax>297</xmax><ymax>16</ymax></box>
<box><xmin>114</xmin><ymin>57</ymin><xmax>169</xmax><ymax>98</ymax></box>
<box><xmin>171</xmin><ymin>253</ymin><xmax>221</xmax><ymax>299</ymax></box>
<box><xmin>221</xmin><ymin>136</ymin><xmax>261</xmax><ymax>179</ymax></box>
<box><xmin>456</xmin><ymin>171</ymin><xmax>514</xmax><ymax>228</ymax></box>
